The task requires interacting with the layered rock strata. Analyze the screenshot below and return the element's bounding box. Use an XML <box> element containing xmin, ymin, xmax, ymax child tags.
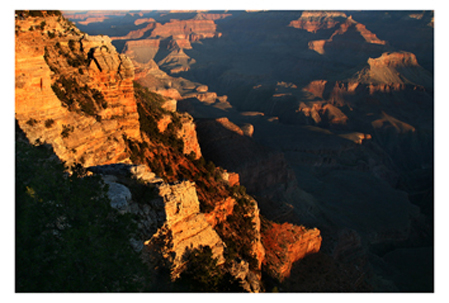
<box><xmin>144</xmin><ymin>180</ymin><xmax>226</xmax><ymax>279</ymax></box>
<box><xmin>262</xmin><ymin>221</ymin><xmax>322</xmax><ymax>281</ymax></box>
<box><xmin>306</xmin><ymin>15</ymin><xmax>386</xmax><ymax>55</ymax></box>
<box><xmin>289</xmin><ymin>11</ymin><xmax>347</xmax><ymax>33</ymax></box>
<box><xmin>15</xmin><ymin>12</ymin><xmax>141</xmax><ymax>167</ymax></box>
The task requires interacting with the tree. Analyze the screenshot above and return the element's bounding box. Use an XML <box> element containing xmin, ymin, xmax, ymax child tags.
<box><xmin>175</xmin><ymin>245</ymin><xmax>244</xmax><ymax>292</ymax></box>
<box><xmin>16</xmin><ymin>128</ymin><xmax>150</xmax><ymax>292</ymax></box>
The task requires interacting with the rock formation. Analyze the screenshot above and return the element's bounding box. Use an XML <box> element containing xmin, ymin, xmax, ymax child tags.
<box><xmin>150</xmin><ymin>19</ymin><xmax>222</xmax><ymax>41</ymax></box>
<box><xmin>262</xmin><ymin>221</ymin><xmax>322</xmax><ymax>281</ymax></box>
<box><xmin>135</xmin><ymin>17</ymin><xmax>156</xmax><ymax>25</ymax></box>
<box><xmin>144</xmin><ymin>180</ymin><xmax>226</xmax><ymax>278</ymax></box>
<box><xmin>15</xmin><ymin>12</ymin><xmax>141</xmax><ymax>167</ymax></box>
<box><xmin>306</xmin><ymin>15</ymin><xmax>386</xmax><ymax>55</ymax></box>
<box><xmin>358</xmin><ymin>51</ymin><xmax>433</xmax><ymax>89</ymax></box>
<box><xmin>289</xmin><ymin>11</ymin><xmax>347</xmax><ymax>33</ymax></box>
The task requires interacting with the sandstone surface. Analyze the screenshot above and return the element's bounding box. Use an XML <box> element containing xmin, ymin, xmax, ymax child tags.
<box><xmin>289</xmin><ymin>11</ymin><xmax>347</xmax><ymax>33</ymax></box>
<box><xmin>15</xmin><ymin>12</ymin><xmax>141</xmax><ymax>167</ymax></box>
<box><xmin>262</xmin><ymin>221</ymin><xmax>322</xmax><ymax>281</ymax></box>
<box><xmin>145</xmin><ymin>180</ymin><xmax>226</xmax><ymax>278</ymax></box>
<box><xmin>177</xmin><ymin>114</ymin><xmax>203</xmax><ymax>160</ymax></box>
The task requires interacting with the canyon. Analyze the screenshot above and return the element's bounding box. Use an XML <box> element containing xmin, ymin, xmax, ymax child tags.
<box><xmin>15</xmin><ymin>10</ymin><xmax>324</xmax><ymax>292</ymax></box>
<box><xmin>15</xmin><ymin>9</ymin><xmax>434</xmax><ymax>292</ymax></box>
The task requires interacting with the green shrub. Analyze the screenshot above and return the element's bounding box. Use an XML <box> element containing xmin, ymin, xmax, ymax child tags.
<box><xmin>16</xmin><ymin>134</ymin><xmax>150</xmax><ymax>291</ymax></box>
<box><xmin>68</xmin><ymin>39</ymin><xmax>76</xmax><ymax>51</ymax></box>
<box><xmin>28</xmin><ymin>11</ymin><xmax>44</xmax><ymax>18</ymax></box>
<box><xmin>44</xmin><ymin>119</ymin><xmax>54</xmax><ymax>128</ymax></box>
<box><xmin>61</xmin><ymin>124</ymin><xmax>74</xmax><ymax>138</ymax></box>
<box><xmin>206</xmin><ymin>160</ymin><xmax>216</xmax><ymax>174</ymax></box>
<box><xmin>46</xmin><ymin>10</ymin><xmax>62</xmax><ymax>16</ymax></box>
<box><xmin>26</xmin><ymin>118</ymin><xmax>37</xmax><ymax>127</ymax></box>
<box><xmin>175</xmin><ymin>245</ymin><xmax>243</xmax><ymax>292</ymax></box>
<box><xmin>51</xmin><ymin>76</ymin><xmax>106</xmax><ymax>117</ymax></box>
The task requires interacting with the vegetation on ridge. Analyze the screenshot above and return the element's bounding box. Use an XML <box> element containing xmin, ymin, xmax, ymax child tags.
<box><xmin>16</xmin><ymin>126</ymin><xmax>150</xmax><ymax>292</ymax></box>
<box><xmin>126</xmin><ymin>82</ymin><xmax>262</xmax><ymax>276</ymax></box>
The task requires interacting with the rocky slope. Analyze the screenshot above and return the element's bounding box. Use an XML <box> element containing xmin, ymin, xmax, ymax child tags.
<box><xmin>16</xmin><ymin>10</ymin><xmax>322</xmax><ymax>292</ymax></box>
<box><xmin>306</xmin><ymin>15</ymin><xmax>386</xmax><ymax>55</ymax></box>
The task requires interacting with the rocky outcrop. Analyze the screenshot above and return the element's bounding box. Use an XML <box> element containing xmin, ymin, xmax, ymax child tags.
<box><xmin>294</xmin><ymin>102</ymin><xmax>349</xmax><ymax>127</ymax></box>
<box><xmin>87</xmin><ymin>163</ymin><xmax>226</xmax><ymax>280</ymax></box>
<box><xmin>177</xmin><ymin>114</ymin><xmax>202</xmax><ymax>159</ymax></box>
<box><xmin>303</xmin><ymin>80</ymin><xmax>328</xmax><ymax>99</ymax></box>
<box><xmin>361</xmin><ymin>52</ymin><xmax>433</xmax><ymax>88</ymax></box>
<box><xmin>150</xmin><ymin>19</ymin><xmax>222</xmax><ymax>41</ymax></box>
<box><xmin>329</xmin><ymin>16</ymin><xmax>386</xmax><ymax>45</ymax></box>
<box><xmin>204</xmin><ymin>196</ymin><xmax>236</xmax><ymax>228</ymax></box>
<box><xmin>306</xmin><ymin>15</ymin><xmax>386</xmax><ymax>55</ymax></box>
<box><xmin>15</xmin><ymin>12</ymin><xmax>141</xmax><ymax>168</ymax></box>
<box><xmin>262</xmin><ymin>221</ymin><xmax>322</xmax><ymax>281</ymax></box>
<box><xmin>289</xmin><ymin>11</ymin><xmax>347</xmax><ymax>33</ymax></box>
<box><xmin>219</xmin><ymin>170</ymin><xmax>240</xmax><ymax>187</ymax></box>
<box><xmin>144</xmin><ymin>180</ymin><xmax>226</xmax><ymax>278</ymax></box>
<box><xmin>368</xmin><ymin>51</ymin><xmax>418</xmax><ymax>69</ymax></box>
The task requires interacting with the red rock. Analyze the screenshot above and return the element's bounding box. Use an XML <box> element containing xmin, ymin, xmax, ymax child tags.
<box><xmin>303</xmin><ymin>80</ymin><xmax>328</xmax><ymax>98</ymax></box>
<box><xmin>307</xmin><ymin>15</ymin><xmax>386</xmax><ymax>54</ymax></box>
<box><xmin>262</xmin><ymin>221</ymin><xmax>322</xmax><ymax>281</ymax></box>
<box><xmin>289</xmin><ymin>11</ymin><xmax>347</xmax><ymax>33</ymax></box>
<box><xmin>204</xmin><ymin>197</ymin><xmax>236</xmax><ymax>227</ymax></box>
<box><xmin>15</xmin><ymin>13</ymin><xmax>141</xmax><ymax>167</ymax></box>
<box><xmin>227</xmin><ymin>172</ymin><xmax>240</xmax><ymax>187</ymax></box>
<box><xmin>134</xmin><ymin>17</ymin><xmax>156</xmax><ymax>26</ymax></box>
<box><xmin>150</xmin><ymin>19</ymin><xmax>221</xmax><ymax>40</ymax></box>
<box><xmin>368</xmin><ymin>52</ymin><xmax>419</xmax><ymax>69</ymax></box>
